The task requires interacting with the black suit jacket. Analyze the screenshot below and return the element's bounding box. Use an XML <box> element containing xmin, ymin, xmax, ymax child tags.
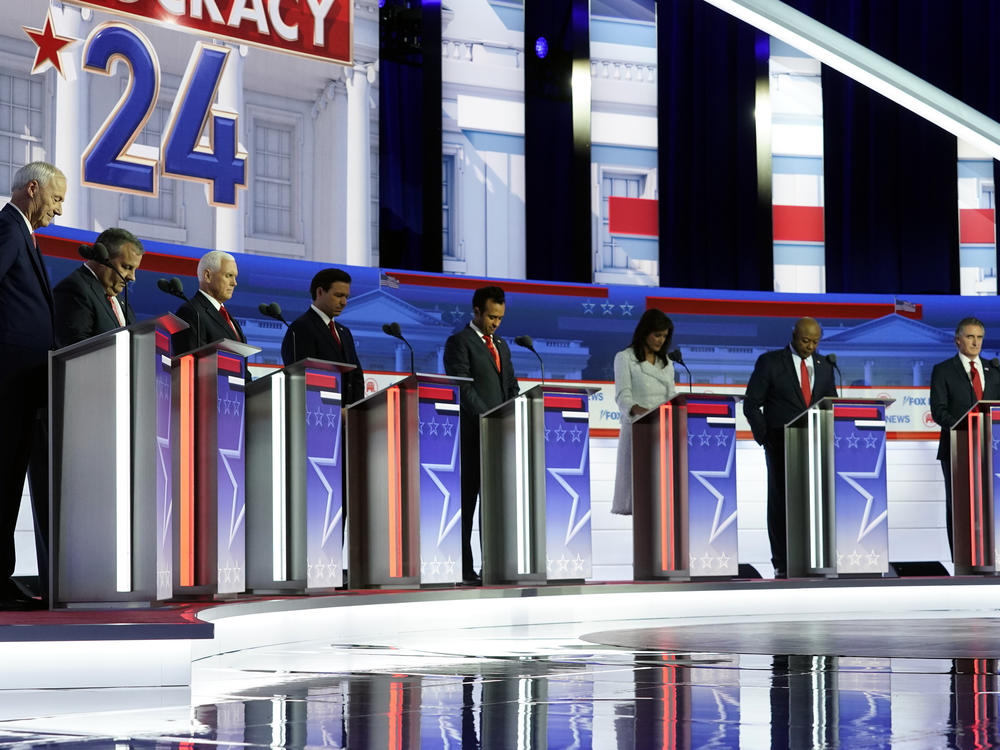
<box><xmin>930</xmin><ymin>354</ymin><xmax>1000</xmax><ymax>461</ymax></box>
<box><xmin>443</xmin><ymin>325</ymin><xmax>519</xmax><ymax>430</ymax></box>
<box><xmin>743</xmin><ymin>346</ymin><xmax>838</xmax><ymax>446</ymax></box>
<box><xmin>0</xmin><ymin>203</ymin><xmax>53</xmax><ymax>392</ymax></box>
<box><xmin>173</xmin><ymin>290</ymin><xmax>246</xmax><ymax>355</ymax></box>
<box><xmin>281</xmin><ymin>308</ymin><xmax>365</xmax><ymax>405</ymax></box>
<box><xmin>53</xmin><ymin>264</ymin><xmax>136</xmax><ymax>348</ymax></box>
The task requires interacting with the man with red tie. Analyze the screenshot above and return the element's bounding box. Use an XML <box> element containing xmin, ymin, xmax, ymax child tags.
<box><xmin>930</xmin><ymin>317</ymin><xmax>1000</xmax><ymax>554</ymax></box>
<box><xmin>744</xmin><ymin>317</ymin><xmax>837</xmax><ymax>579</ymax></box>
<box><xmin>281</xmin><ymin>267</ymin><xmax>365</xmax><ymax>405</ymax></box>
<box><xmin>174</xmin><ymin>250</ymin><xmax>247</xmax><ymax>355</ymax></box>
<box><xmin>443</xmin><ymin>285</ymin><xmax>519</xmax><ymax>584</ymax></box>
<box><xmin>0</xmin><ymin>161</ymin><xmax>66</xmax><ymax>608</ymax></box>
<box><xmin>53</xmin><ymin>227</ymin><xmax>144</xmax><ymax>347</ymax></box>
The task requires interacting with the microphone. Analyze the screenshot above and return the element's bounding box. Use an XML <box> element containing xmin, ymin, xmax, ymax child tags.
<box><xmin>825</xmin><ymin>352</ymin><xmax>842</xmax><ymax>398</ymax></box>
<box><xmin>668</xmin><ymin>349</ymin><xmax>692</xmax><ymax>393</ymax></box>
<box><xmin>261</xmin><ymin>302</ymin><xmax>297</xmax><ymax>364</ymax></box>
<box><xmin>515</xmin><ymin>335</ymin><xmax>545</xmax><ymax>383</ymax></box>
<box><xmin>157</xmin><ymin>277</ymin><xmax>201</xmax><ymax>353</ymax></box>
<box><xmin>82</xmin><ymin>242</ymin><xmax>131</xmax><ymax>311</ymax></box>
<box><xmin>381</xmin><ymin>321</ymin><xmax>415</xmax><ymax>375</ymax></box>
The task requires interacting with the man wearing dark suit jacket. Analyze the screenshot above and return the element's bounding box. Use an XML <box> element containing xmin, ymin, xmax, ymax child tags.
<box><xmin>173</xmin><ymin>250</ymin><xmax>246</xmax><ymax>355</ymax></box>
<box><xmin>930</xmin><ymin>317</ymin><xmax>1000</xmax><ymax>553</ymax></box>
<box><xmin>443</xmin><ymin>286</ymin><xmax>519</xmax><ymax>584</ymax></box>
<box><xmin>53</xmin><ymin>227</ymin><xmax>143</xmax><ymax>347</ymax></box>
<box><xmin>281</xmin><ymin>267</ymin><xmax>365</xmax><ymax>405</ymax></box>
<box><xmin>0</xmin><ymin>161</ymin><xmax>66</xmax><ymax>608</ymax></box>
<box><xmin>743</xmin><ymin>317</ymin><xmax>837</xmax><ymax>578</ymax></box>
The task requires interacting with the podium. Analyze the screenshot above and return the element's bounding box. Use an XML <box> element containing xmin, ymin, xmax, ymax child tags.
<box><xmin>631</xmin><ymin>393</ymin><xmax>742</xmax><ymax>581</ymax></box>
<box><xmin>479</xmin><ymin>384</ymin><xmax>596</xmax><ymax>585</ymax></box>
<box><xmin>50</xmin><ymin>314</ymin><xmax>188</xmax><ymax>606</ymax></box>
<box><xmin>950</xmin><ymin>400</ymin><xmax>1000</xmax><ymax>575</ymax></box>
<box><xmin>345</xmin><ymin>373</ymin><xmax>470</xmax><ymax>588</ymax></box>
<box><xmin>172</xmin><ymin>338</ymin><xmax>260</xmax><ymax>596</ymax></box>
<box><xmin>785</xmin><ymin>396</ymin><xmax>894</xmax><ymax>578</ymax></box>
<box><xmin>245</xmin><ymin>358</ymin><xmax>355</xmax><ymax>592</ymax></box>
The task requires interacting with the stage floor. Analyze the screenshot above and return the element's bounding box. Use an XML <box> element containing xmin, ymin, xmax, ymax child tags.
<box><xmin>1</xmin><ymin>577</ymin><xmax>999</xmax><ymax>748</ymax></box>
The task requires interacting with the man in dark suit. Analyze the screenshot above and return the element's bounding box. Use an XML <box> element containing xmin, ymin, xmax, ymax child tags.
<box><xmin>53</xmin><ymin>227</ymin><xmax>143</xmax><ymax>347</ymax></box>
<box><xmin>743</xmin><ymin>317</ymin><xmax>837</xmax><ymax>578</ymax></box>
<box><xmin>281</xmin><ymin>267</ymin><xmax>365</xmax><ymax>405</ymax></box>
<box><xmin>443</xmin><ymin>285</ymin><xmax>519</xmax><ymax>584</ymax></box>
<box><xmin>0</xmin><ymin>161</ymin><xmax>66</xmax><ymax>608</ymax></box>
<box><xmin>930</xmin><ymin>317</ymin><xmax>1000</xmax><ymax>553</ymax></box>
<box><xmin>173</xmin><ymin>250</ymin><xmax>246</xmax><ymax>355</ymax></box>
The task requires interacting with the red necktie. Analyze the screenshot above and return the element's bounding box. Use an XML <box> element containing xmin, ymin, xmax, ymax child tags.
<box><xmin>328</xmin><ymin>320</ymin><xmax>341</xmax><ymax>346</ymax></box>
<box><xmin>800</xmin><ymin>357</ymin><xmax>811</xmax><ymax>405</ymax></box>
<box><xmin>484</xmin><ymin>334</ymin><xmax>500</xmax><ymax>371</ymax></box>
<box><xmin>107</xmin><ymin>294</ymin><xmax>124</xmax><ymax>326</ymax></box>
<box><xmin>971</xmin><ymin>363</ymin><xmax>984</xmax><ymax>401</ymax></box>
<box><xmin>219</xmin><ymin>305</ymin><xmax>238</xmax><ymax>336</ymax></box>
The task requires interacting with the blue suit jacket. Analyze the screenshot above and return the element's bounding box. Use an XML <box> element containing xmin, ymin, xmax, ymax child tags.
<box><xmin>443</xmin><ymin>325</ymin><xmax>519</xmax><ymax>422</ymax></box>
<box><xmin>743</xmin><ymin>346</ymin><xmax>838</xmax><ymax>446</ymax></box>
<box><xmin>173</xmin><ymin>290</ymin><xmax>246</xmax><ymax>355</ymax></box>
<box><xmin>0</xmin><ymin>202</ymin><xmax>53</xmax><ymax>382</ymax></box>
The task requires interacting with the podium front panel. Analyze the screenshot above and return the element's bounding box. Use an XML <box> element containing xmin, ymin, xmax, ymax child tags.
<box><xmin>542</xmin><ymin>391</ymin><xmax>592</xmax><ymax>580</ymax></box>
<box><xmin>417</xmin><ymin>383</ymin><xmax>462</xmax><ymax>584</ymax></box>
<box><xmin>153</xmin><ymin>329</ymin><xmax>175</xmax><ymax>599</ymax></box>
<box><xmin>831</xmin><ymin>403</ymin><xmax>889</xmax><ymax>574</ymax></box>
<box><xmin>203</xmin><ymin>351</ymin><xmax>247</xmax><ymax>594</ymax></box>
<box><xmin>684</xmin><ymin>399</ymin><xmax>738</xmax><ymax>577</ymax></box>
<box><xmin>304</xmin><ymin>369</ymin><xmax>344</xmax><ymax>589</ymax></box>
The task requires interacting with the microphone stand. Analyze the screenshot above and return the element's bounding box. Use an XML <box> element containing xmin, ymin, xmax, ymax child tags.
<box><xmin>514</xmin><ymin>336</ymin><xmax>544</xmax><ymax>384</ymax></box>
<box><xmin>158</xmin><ymin>277</ymin><xmax>201</xmax><ymax>352</ymax></box>
<box><xmin>260</xmin><ymin>303</ymin><xmax>294</xmax><ymax>363</ymax></box>
<box><xmin>382</xmin><ymin>322</ymin><xmax>415</xmax><ymax>375</ymax></box>
<box><xmin>826</xmin><ymin>353</ymin><xmax>843</xmax><ymax>398</ymax></box>
<box><xmin>668</xmin><ymin>350</ymin><xmax>692</xmax><ymax>393</ymax></box>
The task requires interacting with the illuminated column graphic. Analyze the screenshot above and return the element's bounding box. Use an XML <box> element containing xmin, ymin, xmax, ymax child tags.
<box><xmin>53</xmin><ymin>4</ymin><xmax>91</xmax><ymax>227</ymax></box>
<box><xmin>345</xmin><ymin>63</ymin><xmax>374</xmax><ymax>266</ymax></box>
<box><xmin>214</xmin><ymin>41</ymin><xmax>246</xmax><ymax>255</ymax></box>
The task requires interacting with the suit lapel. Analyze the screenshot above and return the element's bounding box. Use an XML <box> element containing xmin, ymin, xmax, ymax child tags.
<box><xmin>82</xmin><ymin>268</ymin><xmax>119</xmax><ymax>329</ymax></box>
<box><xmin>952</xmin><ymin>355</ymin><xmax>974</xmax><ymax>399</ymax></box>
<box><xmin>7</xmin><ymin>205</ymin><xmax>53</xmax><ymax>309</ymax></box>
<box><xmin>781</xmin><ymin>349</ymin><xmax>807</xmax><ymax>409</ymax></box>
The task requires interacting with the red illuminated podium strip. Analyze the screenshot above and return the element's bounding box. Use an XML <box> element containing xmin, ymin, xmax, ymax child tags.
<box><xmin>178</xmin><ymin>355</ymin><xmax>195</xmax><ymax>587</ymax></box>
<box><xmin>686</xmin><ymin>402</ymin><xmax>731</xmax><ymax>416</ymax></box>
<box><xmin>833</xmin><ymin>407</ymin><xmax>881</xmax><ymax>419</ymax></box>
<box><xmin>544</xmin><ymin>395</ymin><xmax>585</xmax><ymax>409</ymax></box>
<box><xmin>418</xmin><ymin>386</ymin><xmax>455</xmax><ymax>402</ymax></box>
<box><xmin>647</xmin><ymin>297</ymin><xmax>922</xmax><ymax>320</ymax></box>
<box><xmin>306</xmin><ymin>372</ymin><xmax>339</xmax><ymax>390</ymax></box>
<box><xmin>386</xmin><ymin>386</ymin><xmax>403</xmax><ymax>578</ymax></box>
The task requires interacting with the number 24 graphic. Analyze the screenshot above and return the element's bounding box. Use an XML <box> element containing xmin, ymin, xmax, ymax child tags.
<box><xmin>82</xmin><ymin>23</ymin><xmax>247</xmax><ymax>207</ymax></box>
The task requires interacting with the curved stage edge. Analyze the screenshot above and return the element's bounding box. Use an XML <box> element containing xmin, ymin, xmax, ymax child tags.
<box><xmin>3</xmin><ymin>576</ymin><xmax>999</xmax><ymax>694</ymax></box>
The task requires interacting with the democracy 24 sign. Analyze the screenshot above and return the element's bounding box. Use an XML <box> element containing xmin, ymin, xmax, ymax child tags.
<box><xmin>63</xmin><ymin>0</ymin><xmax>352</xmax><ymax>64</ymax></box>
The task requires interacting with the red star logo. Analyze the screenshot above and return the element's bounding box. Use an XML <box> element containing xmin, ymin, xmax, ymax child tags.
<box><xmin>23</xmin><ymin>9</ymin><xmax>76</xmax><ymax>78</ymax></box>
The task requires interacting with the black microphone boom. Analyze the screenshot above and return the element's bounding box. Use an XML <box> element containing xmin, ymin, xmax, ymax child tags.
<box><xmin>381</xmin><ymin>321</ymin><xmax>415</xmax><ymax>375</ymax></box>
<box><xmin>668</xmin><ymin>349</ymin><xmax>692</xmax><ymax>393</ymax></box>
<box><xmin>825</xmin><ymin>352</ymin><xmax>842</xmax><ymax>398</ymax></box>
<box><xmin>261</xmin><ymin>302</ymin><xmax>295</xmax><ymax>363</ymax></box>
<box><xmin>514</xmin><ymin>335</ymin><xmax>545</xmax><ymax>383</ymax></box>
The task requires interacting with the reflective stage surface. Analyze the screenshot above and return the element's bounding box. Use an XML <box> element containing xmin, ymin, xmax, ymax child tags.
<box><xmin>3</xmin><ymin>608</ymin><xmax>1000</xmax><ymax>749</ymax></box>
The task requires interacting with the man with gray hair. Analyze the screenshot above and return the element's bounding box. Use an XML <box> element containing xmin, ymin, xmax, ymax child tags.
<box><xmin>0</xmin><ymin>160</ymin><xmax>66</xmax><ymax>608</ymax></box>
<box><xmin>173</xmin><ymin>249</ymin><xmax>246</xmax><ymax>354</ymax></box>
<box><xmin>53</xmin><ymin>227</ymin><xmax>144</xmax><ymax>347</ymax></box>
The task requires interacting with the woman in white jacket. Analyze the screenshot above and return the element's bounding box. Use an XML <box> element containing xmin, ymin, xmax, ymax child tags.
<box><xmin>611</xmin><ymin>309</ymin><xmax>676</xmax><ymax>515</ymax></box>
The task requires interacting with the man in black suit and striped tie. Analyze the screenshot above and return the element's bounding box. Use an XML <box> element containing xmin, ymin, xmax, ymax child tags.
<box><xmin>930</xmin><ymin>317</ymin><xmax>1000</xmax><ymax>553</ymax></box>
<box><xmin>443</xmin><ymin>285</ymin><xmax>519</xmax><ymax>584</ymax></box>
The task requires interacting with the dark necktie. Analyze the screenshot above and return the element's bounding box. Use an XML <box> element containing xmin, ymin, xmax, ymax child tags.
<box><xmin>484</xmin><ymin>334</ymin><xmax>500</xmax><ymax>371</ymax></box>
<box><xmin>219</xmin><ymin>305</ymin><xmax>238</xmax><ymax>336</ymax></box>
<box><xmin>800</xmin><ymin>357</ymin><xmax>811</xmax><ymax>405</ymax></box>
<box><xmin>971</xmin><ymin>362</ymin><xmax>984</xmax><ymax>401</ymax></box>
<box><xmin>329</xmin><ymin>320</ymin><xmax>341</xmax><ymax>346</ymax></box>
